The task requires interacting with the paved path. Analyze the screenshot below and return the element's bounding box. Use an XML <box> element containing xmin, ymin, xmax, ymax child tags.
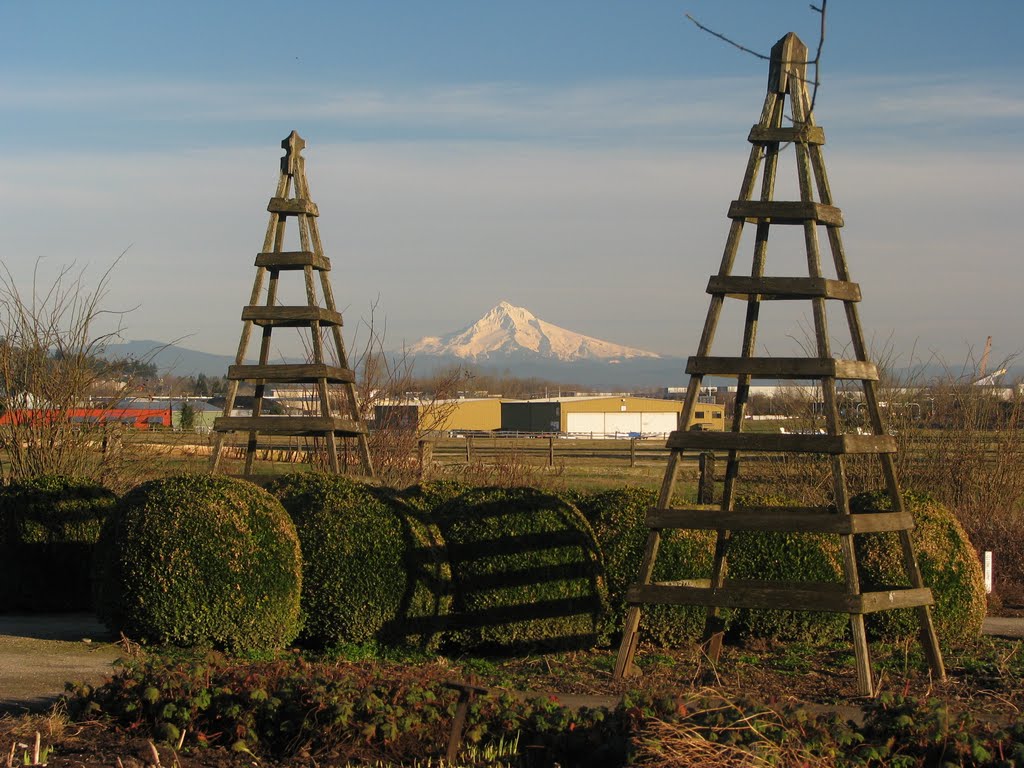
<box><xmin>0</xmin><ymin>614</ymin><xmax>121</xmax><ymax>713</ymax></box>
<box><xmin>2</xmin><ymin>615</ymin><xmax>1023</xmax><ymax>713</ymax></box>
<box><xmin>982</xmin><ymin>616</ymin><xmax>1024</xmax><ymax>639</ymax></box>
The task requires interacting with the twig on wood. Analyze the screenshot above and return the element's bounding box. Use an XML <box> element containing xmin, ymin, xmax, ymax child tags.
<box><xmin>683</xmin><ymin>14</ymin><xmax>770</xmax><ymax>60</ymax></box>
<box><xmin>685</xmin><ymin>0</ymin><xmax>829</xmax><ymax>120</ymax></box>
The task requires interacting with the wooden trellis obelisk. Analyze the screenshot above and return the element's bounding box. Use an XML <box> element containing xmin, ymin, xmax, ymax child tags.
<box><xmin>613</xmin><ymin>33</ymin><xmax>944</xmax><ymax>696</ymax></box>
<box><xmin>210</xmin><ymin>131</ymin><xmax>373</xmax><ymax>477</ymax></box>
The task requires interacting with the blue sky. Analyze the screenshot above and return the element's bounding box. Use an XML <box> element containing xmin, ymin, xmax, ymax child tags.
<box><xmin>2</xmin><ymin>1</ymin><xmax>1022</xmax><ymax>375</ymax></box>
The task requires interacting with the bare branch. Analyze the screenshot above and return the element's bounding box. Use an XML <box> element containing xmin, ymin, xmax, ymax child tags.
<box><xmin>684</xmin><ymin>14</ymin><xmax>770</xmax><ymax>60</ymax></box>
<box><xmin>686</xmin><ymin>0</ymin><xmax>828</xmax><ymax>118</ymax></box>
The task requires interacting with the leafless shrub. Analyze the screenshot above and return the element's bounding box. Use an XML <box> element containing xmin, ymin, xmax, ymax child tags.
<box><xmin>0</xmin><ymin>256</ymin><xmax>157</xmax><ymax>487</ymax></box>
<box><xmin>347</xmin><ymin>300</ymin><xmax>470</xmax><ymax>488</ymax></box>
<box><xmin>449</xmin><ymin>448</ymin><xmax>566</xmax><ymax>490</ymax></box>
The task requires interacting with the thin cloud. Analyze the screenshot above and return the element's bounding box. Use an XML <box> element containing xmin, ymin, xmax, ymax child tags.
<box><xmin>6</xmin><ymin>73</ymin><xmax>1021</xmax><ymax>150</ymax></box>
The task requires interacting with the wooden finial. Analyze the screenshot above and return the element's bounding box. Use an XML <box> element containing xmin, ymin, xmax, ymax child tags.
<box><xmin>281</xmin><ymin>130</ymin><xmax>306</xmax><ymax>176</ymax></box>
<box><xmin>767</xmin><ymin>32</ymin><xmax>807</xmax><ymax>94</ymax></box>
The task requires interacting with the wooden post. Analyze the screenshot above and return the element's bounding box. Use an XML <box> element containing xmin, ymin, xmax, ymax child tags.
<box><xmin>418</xmin><ymin>439</ymin><xmax>433</xmax><ymax>480</ymax></box>
<box><xmin>698</xmin><ymin>451</ymin><xmax>716</xmax><ymax>503</ymax></box>
<box><xmin>548</xmin><ymin>436</ymin><xmax>555</xmax><ymax>466</ymax></box>
<box><xmin>630</xmin><ymin>437</ymin><xmax>637</xmax><ymax>467</ymax></box>
<box><xmin>466</xmin><ymin>435</ymin><xmax>473</xmax><ymax>463</ymax></box>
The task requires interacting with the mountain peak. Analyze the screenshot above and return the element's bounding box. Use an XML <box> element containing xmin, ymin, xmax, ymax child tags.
<box><xmin>408</xmin><ymin>302</ymin><xmax>661</xmax><ymax>363</ymax></box>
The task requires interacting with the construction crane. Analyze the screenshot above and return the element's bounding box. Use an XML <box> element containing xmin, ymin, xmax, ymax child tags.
<box><xmin>979</xmin><ymin>336</ymin><xmax>993</xmax><ymax>378</ymax></box>
<box><xmin>973</xmin><ymin>335</ymin><xmax>1006</xmax><ymax>386</ymax></box>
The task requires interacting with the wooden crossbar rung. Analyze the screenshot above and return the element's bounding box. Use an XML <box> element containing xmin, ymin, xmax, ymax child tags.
<box><xmin>859</xmin><ymin>588</ymin><xmax>935</xmax><ymax>614</ymax></box>
<box><xmin>267</xmin><ymin>197</ymin><xmax>319</xmax><ymax>216</ymax></box>
<box><xmin>707</xmin><ymin>276</ymin><xmax>861</xmax><ymax>301</ymax></box>
<box><xmin>626</xmin><ymin>582</ymin><xmax>933</xmax><ymax>614</ymax></box>
<box><xmin>254</xmin><ymin>251</ymin><xmax>330</xmax><ymax>270</ymax></box>
<box><xmin>686</xmin><ymin>356</ymin><xmax>877</xmax><ymax>380</ymax></box>
<box><xmin>227</xmin><ymin>363</ymin><xmax>355</xmax><ymax>383</ymax></box>
<box><xmin>646</xmin><ymin>506</ymin><xmax>915</xmax><ymax>535</ymax></box>
<box><xmin>748</xmin><ymin>125</ymin><xmax>825</xmax><ymax>145</ymax></box>
<box><xmin>213</xmin><ymin>415</ymin><xmax>366</xmax><ymax>437</ymax></box>
<box><xmin>728</xmin><ymin>200</ymin><xmax>844</xmax><ymax>227</ymax></box>
<box><xmin>665</xmin><ymin>431</ymin><xmax>896</xmax><ymax>455</ymax></box>
<box><xmin>241</xmin><ymin>306</ymin><xmax>343</xmax><ymax>327</ymax></box>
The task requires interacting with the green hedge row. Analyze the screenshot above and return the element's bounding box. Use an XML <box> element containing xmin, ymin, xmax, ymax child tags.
<box><xmin>0</xmin><ymin>475</ymin><xmax>116</xmax><ymax>612</ymax></box>
<box><xmin>573</xmin><ymin>487</ymin><xmax>986</xmax><ymax>648</ymax></box>
<box><xmin>0</xmin><ymin>470</ymin><xmax>987</xmax><ymax>656</ymax></box>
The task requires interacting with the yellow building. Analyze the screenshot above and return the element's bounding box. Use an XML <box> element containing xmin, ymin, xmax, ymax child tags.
<box><xmin>374</xmin><ymin>398</ymin><xmax>502</xmax><ymax>433</ymax></box>
<box><xmin>500</xmin><ymin>396</ymin><xmax>724</xmax><ymax>436</ymax></box>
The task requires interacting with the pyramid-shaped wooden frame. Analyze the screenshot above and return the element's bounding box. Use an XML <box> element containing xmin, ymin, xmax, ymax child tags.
<box><xmin>210</xmin><ymin>131</ymin><xmax>373</xmax><ymax>477</ymax></box>
<box><xmin>613</xmin><ymin>34</ymin><xmax>944</xmax><ymax>696</ymax></box>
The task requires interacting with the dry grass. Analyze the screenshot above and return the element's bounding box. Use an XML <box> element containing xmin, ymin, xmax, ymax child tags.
<box><xmin>631</xmin><ymin>703</ymin><xmax>832</xmax><ymax>768</ymax></box>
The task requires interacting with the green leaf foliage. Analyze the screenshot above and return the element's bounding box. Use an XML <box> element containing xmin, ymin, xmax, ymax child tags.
<box><xmin>726</xmin><ymin>493</ymin><xmax>848</xmax><ymax>643</ymax></box>
<box><xmin>399</xmin><ymin>480</ymin><xmax>471</xmax><ymax>514</ymax></box>
<box><xmin>434</xmin><ymin>486</ymin><xmax>610</xmax><ymax>653</ymax></box>
<box><xmin>69</xmin><ymin>655</ymin><xmax>1024</xmax><ymax>767</ymax></box>
<box><xmin>852</xmin><ymin>489</ymin><xmax>987</xmax><ymax>646</ymax></box>
<box><xmin>266</xmin><ymin>473</ymin><xmax>452</xmax><ymax>651</ymax></box>
<box><xmin>0</xmin><ymin>474</ymin><xmax>116</xmax><ymax>612</ymax></box>
<box><xmin>575</xmin><ymin>486</ymin><xmax>716</xmax><ymax>647</ymax></box>
<box><xmin>94</xmin><ymin>474</ymin><xmax>302</xmax><ymax>653</ymax></box>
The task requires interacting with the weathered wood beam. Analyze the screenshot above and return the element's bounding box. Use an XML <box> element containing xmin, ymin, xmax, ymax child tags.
<box><xmin>728</xmin><ymin>200</ymin><xmax>844</xmax><ymax>227</ymax></box>
<box><xmin>254</xmin><ymin>251</ymin><xmax>331</xmax><ymax>270</ymax></box>
<box><xmin>213</xmin><ymin>415</ymin><xmax>366</xmax><ymax>436</ymax></box>
<box><xmin>227</xmin><ymin>363</ymin><xmax>355</xmax><ymax>383</ymax></box>
<box><xmin>646</xmin><ymin>506</ymin><xmax>915</xmax><ymax>535</ymax></box>
<box><xmin>240</xmin><ymin>306</ymin><xmax>342</xmax><ymax>327</ymax></box>
<box><xmin>665</xmin><ymin>431</ymin><xmax>896</xmax><ymax>455</ymax></box>
<box><xmin>685</xmin><ymin>356</ymin><xmax>878</xmax><ymax>380</ymax></box>
<box><xmin>707</xmin><ymin>276</ymin><xmax>861</xmax><ymax>301</ymax></box>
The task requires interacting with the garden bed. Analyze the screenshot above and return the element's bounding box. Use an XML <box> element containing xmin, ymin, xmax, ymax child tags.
<box><xmin>4</xmin><ymin>635</ymin><xmax>1024</xmax><ymax>768</ymax></box>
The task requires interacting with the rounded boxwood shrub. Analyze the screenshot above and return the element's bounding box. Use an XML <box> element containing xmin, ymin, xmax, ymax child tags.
<box><xmin>436</xmin><ymin>487</ymin><xmax>609</xmax><ymax>653</ymax></box>
<box><xmin>726</xmin><ymin>493</ymin><xmax>848</xmax><ymax>643</ymax></box>
<box><xmin>852</xmin><ymin>490</ymin><xmax>986</xmax><ymax>646</ymax></box>
<box><xmin>576</xmin><ymin>487</ymin><xmax>715</xmax><ymax>647</ymax></box>
<box><xmin>400</xmin><ymin>480</ymin><xmax>471</xmax><ymax>515</ymax></box>
<box><xmin>0</xmin><ymin>475</ymin><xmax>116</xmax><ymax>612</ymax></box>
<box><xmin>95</xmin><ymin>474</ymin><xmax>302</xmax><ymax>653</ymax></box>
<box><xmin>267</xmin><ymin>473</ymin><xmax>451</xmax><ymax>651</ymax></box>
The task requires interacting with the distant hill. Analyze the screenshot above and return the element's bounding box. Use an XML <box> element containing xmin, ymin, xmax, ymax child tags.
<box><xmin>101</xmin><ymin>340</ymin><xmax>238</xmax><ymax>378</ymax></box>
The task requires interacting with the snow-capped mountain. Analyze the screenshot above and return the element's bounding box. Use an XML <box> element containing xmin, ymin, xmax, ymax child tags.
<box><xmin>408</xmin><ymin>301</ymin><xmax>662</xmax><ymax>363</ymax></box>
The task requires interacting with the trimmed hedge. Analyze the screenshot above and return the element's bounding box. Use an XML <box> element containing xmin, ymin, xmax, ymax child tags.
<box><xmin>267</xmin><ymin>473</ymin><xmax>451</xmax><ymax>651</ymax></box>
<box><xmin>720</xmin><ymin>493</ymin><xmax>848</xmax><ymax>643</ymax></box>
<box><xmin>853</xmin><ymin>489</ymin><xmax>986</xmax><ymax>646</ymax></box>
<box><xmin>576</xmin><ymin>487</ymin><xmax>715</xmax><ymax>647</ymax></box>
<box><xmin>0</xmin><ymin>475</ymin><xmax>116</xmax><ymax>612</ymax></box>
<box><xmin>95</xmin><ymin>474</ymin><xmax>302</xmax><ymax>653</ymax></box>
<box><xmin>400</xmin><ymin>480</ymin><xmax>471</xmax><ymax>514</ymax></box>
<box><xmin>436</xmin><ymin>487</ymin><xmax>609</xmax><ymax>653</ymax></box>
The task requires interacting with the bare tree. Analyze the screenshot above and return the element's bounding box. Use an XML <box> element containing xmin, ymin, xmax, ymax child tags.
<box><xmin>347</xmin><ymin>300</ymin><xmax>470</xmax><ymax>487</ymax></box>
<box><xmin>0</xmin><ymin>255</ymin><xmax>151</xmax><ymax>485</ymax></box>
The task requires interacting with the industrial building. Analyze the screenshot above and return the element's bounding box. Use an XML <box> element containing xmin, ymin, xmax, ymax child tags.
<box><xmin>374</xmin><ymin>398</ymin><xmax>503</xmax><ymax>433</ymax></box>
<box><xmin>501</xmin><ymin>396</ymin><xmax>723</xmax><ymax>437</ymax></box>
